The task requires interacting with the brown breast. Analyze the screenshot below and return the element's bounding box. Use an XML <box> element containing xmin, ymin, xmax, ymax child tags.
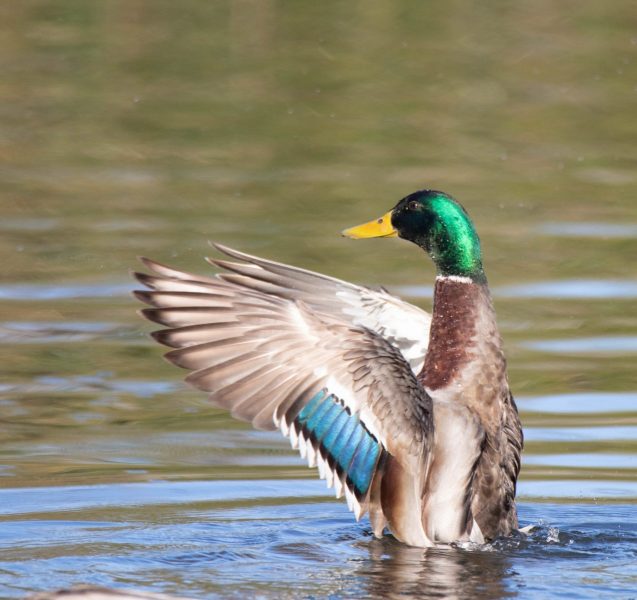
<box><xmin>419</xmin><ymin>277</ymin><xmax>483</xmax><ymax>390</ymax></box>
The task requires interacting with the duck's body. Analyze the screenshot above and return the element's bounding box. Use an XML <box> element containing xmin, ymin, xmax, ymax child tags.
<box><xmin>421</xmin><ymin>276</ymin><xmax>521</xmax><ymax>542</ymax></box>
<box><xmin>134</xmin><ymin>190</ymin><xmax>523</xmax><ymax>547</ymax></box>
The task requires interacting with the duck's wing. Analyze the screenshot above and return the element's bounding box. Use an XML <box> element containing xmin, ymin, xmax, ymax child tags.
<box><xmin>206</xmin><ymin>244</ymin><xmax>431</xmax><ymax>373</ymax></box>
<box><xmin>134</xmin><ymin>259</ymin><xmax>434</xmax><ymax>528</ymax></box>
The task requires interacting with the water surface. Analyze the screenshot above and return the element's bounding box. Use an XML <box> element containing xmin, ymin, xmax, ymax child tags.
<box><xmin>1</xmin><ymin>2</ymin><xmax>636</xmax><ymax>598</ymax></box>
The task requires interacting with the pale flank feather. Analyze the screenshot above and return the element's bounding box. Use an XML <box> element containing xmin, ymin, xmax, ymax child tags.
<box><xmin>421</xmin><ymin>400</ymin><xmax>484</xmax><ymax>542</ymax></box>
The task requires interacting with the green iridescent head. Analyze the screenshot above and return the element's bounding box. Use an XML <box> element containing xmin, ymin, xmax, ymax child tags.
<box><xmin>343</xmin><ymin>189</ymin><xmax>485</xmax><ymax>282</ymax></box>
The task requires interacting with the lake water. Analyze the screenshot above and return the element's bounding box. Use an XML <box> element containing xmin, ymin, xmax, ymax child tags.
<box><xmin>1</xmin><ymin>2</ymin><xmax>636</xmax><ymax>598</ymax></box>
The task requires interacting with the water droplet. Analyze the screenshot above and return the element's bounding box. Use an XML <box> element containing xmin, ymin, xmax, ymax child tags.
<box><xmin>547</xmin><ymin>526</ymin><xmax>560</xmax><ymax>543</ymax></box>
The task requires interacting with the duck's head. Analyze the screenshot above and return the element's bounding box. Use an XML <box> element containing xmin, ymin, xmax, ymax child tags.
<box><xmin>343</xmin><ymin>189</ymin><xmax>485</xmax><ymax>282</ymax></box>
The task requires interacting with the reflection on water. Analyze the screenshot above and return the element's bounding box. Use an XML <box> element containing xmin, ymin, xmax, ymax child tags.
<box><xmin>361</xmin><ymin>540</ymin><xmax>513</xmax><ymax>600</ymax></box>
<box><xmin>1</xmin><ymin>0</ymin><xmax>636</xmax><ymax>598</ymax></box>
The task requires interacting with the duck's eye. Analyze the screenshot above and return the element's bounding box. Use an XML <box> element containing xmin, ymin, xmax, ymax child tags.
<box><xmin>408</xmin><ymin>201</ymin><xmax>420</xmax><ymax>211</ymax></box>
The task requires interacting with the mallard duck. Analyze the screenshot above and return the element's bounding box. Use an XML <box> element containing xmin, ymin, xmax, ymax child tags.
<box><xmin>133</xmin><ymin>189</ymin><xmax>523</xmax><ymax>548</ymax></box>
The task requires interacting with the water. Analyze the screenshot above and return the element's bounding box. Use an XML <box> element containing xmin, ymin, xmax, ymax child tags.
<box><xmin>1</xmin><ymin>486</ymin><xmax>636</xmax><ymax>600</ymax></box>
<box><xmin>1</xmin><ymin>2</ymin><xmax>636</xmax><ymax>598</ymax></box>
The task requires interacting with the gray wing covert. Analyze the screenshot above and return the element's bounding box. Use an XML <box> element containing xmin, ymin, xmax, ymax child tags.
<box><xmin>209</xmin><ymin>244</ymin><xmax>431</xmax><ymax>373</ymax></box>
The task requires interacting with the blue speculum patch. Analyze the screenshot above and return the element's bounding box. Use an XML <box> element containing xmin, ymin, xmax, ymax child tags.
<box><xmin>295</xmin><ymin>389</ymin><xmax>381</xmax><ymax>496</ymax></box>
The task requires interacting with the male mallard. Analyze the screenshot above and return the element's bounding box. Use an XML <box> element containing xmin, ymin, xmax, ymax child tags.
<box><xmin>133</xmin><ymin>189</ymin><xmax>523</xmax><ymax>547</ymax></box>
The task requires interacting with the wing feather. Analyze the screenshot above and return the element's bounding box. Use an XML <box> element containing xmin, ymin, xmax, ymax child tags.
<box><xmin>208</xmin><ymin>244</ymin><xmax>432</xmax><ymax>373</ymax></box>
<box><xmin>133</xmin><ymin>251</ymin><xmax>434</xmax><ymax>524</ymax></box>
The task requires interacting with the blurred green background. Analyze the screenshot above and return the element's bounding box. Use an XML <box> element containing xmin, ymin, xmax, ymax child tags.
<box><xmin>2</xmin><ymin>0</ymin><xmax>637</xmax><ymax>485</ymax></box>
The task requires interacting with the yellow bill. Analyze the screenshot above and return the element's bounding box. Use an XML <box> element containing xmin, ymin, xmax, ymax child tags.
<box><xmin>341</xmin><ymin>210</ymin><xmax>397</xmax><ymax>239</ymax></box>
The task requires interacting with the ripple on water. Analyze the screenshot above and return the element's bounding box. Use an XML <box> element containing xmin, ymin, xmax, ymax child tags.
<box><xmin>524</xmin><ymin>426</ymin><xmax>637</xmax><ymax>442</ymax></box>
<box><xmin>0</xmin><ymin>374</ymin><xmax>181</xmax><ymax>398</ymax></box>
<box><xmin>0</xmin><ymin>482</ymin><xmax>636</xmax><ymax>598</ymax></box>
<box><xmin>0</xmin><ymin>218</ymin><xmax>60</xmax><ymax>232</ymax></box>
<box><xmin>0</xmin><ymin>480</ymin><xmax>330</xmax><ymax>517</ymax></box>
<box><xmin>0</xmin><ymin>321</ymin><xmax>125</xmax><ymax>344</ymax></box>
<box><xmin>1</xmin><ymin>479</ymin><xmax>635</xmax><ymax>520</ymax></box>
<box><xmin>397</xmin><ymin>279</ymin><xmax>637</xmax><ymax>300</ymax></box>
<box><xmin>497</xmin><ymin>279</ymin><xmax>637</xmax><ymax>299</ymax></box>
<box><xmin>516</xmin><ymin>392</ymin><xmax>637</xmax><ymax>414</ymax></box>
<box><xmin>519</xmin><ymin>479</ymin><xmax>637</xmax><ymax>500</ymax></box>
<box><xmin>1</xmin><ymin>486</ymin><xmax>637</xmax><ymax>599</ymax></box>
<box><xmin>523</xmin><ymin>453</ymin><xmax>637</xmax><ymax>469</ymax></box>
<box><xmin>0</xmin><ymin>282</ymin><xmax>132</xmax><ymax>300</ymax></box>
<box><xmin>523</xmin><ymin>336</ymin><xmax>637</xmax><ymax>354</ymax></box>
<box><xmin>538</xmin><ymin>222</ymin><xmax>637</xmax><ymax>238</ymax></box>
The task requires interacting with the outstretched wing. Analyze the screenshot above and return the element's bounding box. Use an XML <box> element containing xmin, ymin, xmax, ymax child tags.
<box><xmin>208</xmin><ymin>244</ymin><xmax>431</xmax><ymax>373</ymax></box>
<box><xmin>133</xmin><ymin>255</ymin><xmax>433</xmax><ymax>527</ymax></box>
